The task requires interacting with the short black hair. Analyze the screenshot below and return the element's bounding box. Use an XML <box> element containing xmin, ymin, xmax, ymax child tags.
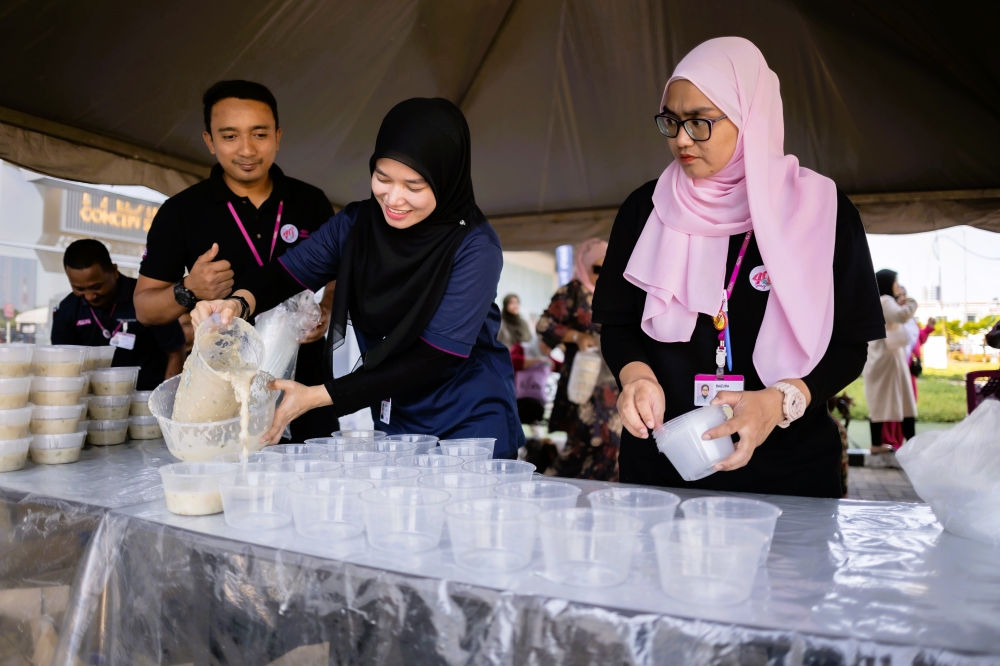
<box><xmin>203</xmin><ymin>80</ymin><xmax>279</xmax><ymax>133</ymax></box>
<box><xmin>63</xmin><ymin>239</ymin><xmax>114</xmax><ymax>272</ymax></box>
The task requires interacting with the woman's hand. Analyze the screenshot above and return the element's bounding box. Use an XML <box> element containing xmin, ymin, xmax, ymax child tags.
<box><xmin>191</xmin><ymin>298</ymin><xmax>242</xmax><ymax>328</ymax></box>
<box><xmin>260</xmin><ymin>380</ymin><xmax>333</xmax><ymax>445</ymax></box>
<box><xmin>617</xmin><ymin>361</ymin><xmax>665</xmax><ymax>439</ymax></box>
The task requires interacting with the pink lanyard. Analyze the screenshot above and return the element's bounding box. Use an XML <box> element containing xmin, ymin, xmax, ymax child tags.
<box><xmin>228</xmin><ymin>200</ymin><xmax>284</xmax><ymax>267</ymax></box>
<box><xmin>723</xmin><ymin>230</ymin><xmax>754</xmax><ymax>306</ymax></box>
<box><xmin>89</xmin><ymin>304</ymin><xmax>121</xmax><ymax>339</ymax></box>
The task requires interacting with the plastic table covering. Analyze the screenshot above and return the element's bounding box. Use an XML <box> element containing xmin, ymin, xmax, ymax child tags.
<box><xmin>0</xmin><ymin>440</ymin><xmax>997</xmax><ymax>665</ymax></box>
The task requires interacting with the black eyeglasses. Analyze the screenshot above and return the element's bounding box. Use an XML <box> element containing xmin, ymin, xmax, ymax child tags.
<box><xmin>592</xmin><ymin>264</ymin><xmax>602</xmax><ymax>274</ymax></box>
<box><xmin>654</xmin><ymin>113</ymin><xmax>728</xmax><ymax>141</ymax></box>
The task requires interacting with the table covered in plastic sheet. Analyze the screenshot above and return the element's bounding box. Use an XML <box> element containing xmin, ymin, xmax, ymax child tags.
<box><xmin>1</xmin><ymin>440</ymin><xmax>999</xmax><ymax>665</ymax></box>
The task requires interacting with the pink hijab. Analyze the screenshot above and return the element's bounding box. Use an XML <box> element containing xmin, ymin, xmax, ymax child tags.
<box><xmin>623</xmin><ymin>37</ymin><xmax>837</xmax><ymax>386</ymax></box>
<box><xmin>573</xmin><ymin>238</ymin><xmax>608</xmax><ymax>294</ymax></box>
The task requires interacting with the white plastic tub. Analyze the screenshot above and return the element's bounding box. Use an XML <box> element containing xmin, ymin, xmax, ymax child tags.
<box><xmin>462</xmin><ymin>459</ymin><xmax>536</xmax><ymax>484</ymax></box>
<box><xmin>0</xmin><ymin>437</ymin><xmax>31</xmax><ymax>472</ymax></box>
<box><xmin>0</xmin><ymin>343</ymin><xmax>34</xmax><ymax>378</ymax></box>
<box><xmin>679</xmin><ymin>496</ymin><xmax>782</xmax><ymax>566</ymax></box>
<box><xmin>344</xmin><ymin>465</ymin><xmax>421</xmax><ymax>487</ymax></box>
<box><xmin>361</xmin><ymin>486</ymin><xmax>449</xmax><ymax>552</ymax></box>
<box><xmin>130</xmin><ymin>390</ymin><xmax>153</xmax><ymax>416</ymax></box>
<box><xmin>30</xmin><ymin>375</ymin><xmax>86</xmax><ymax>406</ymax></box>
<box><xmin>30</xmin><ymin>403</ymin><xmax>85</xmax><ymax>435</ymax></box>
<box><xmin>88</xmin><ymin>394</ymin><xmax>132</xmax><ymax>419</ymax></box>
<box><xmin>0</xmin><ymin>376</ymin><xmax>31</xmax><ymax>409</ymax></box>
<box><xmin>88</xmin><ymin>418</ymin><xmax>129</xmax><ymax>445</ymax></box>
<box><xmin>128</xmin><ymin>415</ymin><xmax>162</xmax><ymax>440</ymax></box>
<box><xmin>652</xmin><ymin>406</ymin><xmax>735</xmax><ymax>482</ymax></box>
<box><xmin>417</xmin><ymin>472</ymin><xmax>499</xmax><ymax>501</ymax></box>
<box><xmin>445</xmin><ymin>498</ymin><xmax>540</xmax><ymax>572</ymax></box>
<box><xmin>30</xmin><ymin>432</ymin><xmax>86</xmax><ymax>464</ymax></box>
<box><xmin>289</xmin><ymin>478</ymin><xmax>372</xmax><ymax>540</ymax></box>
<box><xmin>538</xmin><ymin>509</ymin><xmax>643</xmax><ymax>587</ymax></box>
<box><xmin>438</xmin><ymin>437</ymin><xmax>496</xmax><ymax>457</ymax></box>
<box><xmin>494</xmin><ymin>480</ymin><xmax>582</xmax><ymax>511</ymax></box>
<box><xmin>84</xmin><ymin>345</ymin><xmax>116</xmax><ymax>371</ymax></box>
<box><xmin>0</xmin><ymin>404</ymin><xmax>33</xmax><ymax>440</ymax></box>
<box><xmin>32</xmin><ymin>345</ymin><xmax>86</xmax><ymax>377</ymax></box>
<box><xmin>89</xmin><ymin>366</ymin><xmax>140</xmax><ymax>396</ymax></box>
<box><xmin>218</xmin><ymin>471</ymin><xmax>301</xmax><ymax>530</ymax></box>
<box><xmin>159</xmin><ymin>462</ymin><xmax>237</xmax><ymax>515</ymax></box>
<box><xmin>385</xmin><ymin>434</ymin><xmax>438</xmax><ymax>454</ymax></box>
<box><xmin>587</xmin><ymin>487</ymin><xmax>681</xmax><ymax>531</ymax></box>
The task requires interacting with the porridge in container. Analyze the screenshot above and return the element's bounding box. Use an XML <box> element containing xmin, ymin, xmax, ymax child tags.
<box><xmin>32</xmin><ymin>345</ymin><xmax>87</xmax><ymax>377</ymax></box>
<box><xmin>0</xmin><ymin>376</ymin><xmax>31</xmax><ymax>409</ymax></box>
<box><xmin>0</xmin><ymin>404</ymin><xmax>33</xmax><ymax>440</ymax></box>
<box><xmin>0</xmin><ymin>437</ymin><xmax>32</xmax><ymax>472</ymax></box>
<box><xmin>80</xmin><ymin>371</ymin><xmax>91</xmax><ymax>395</ymax></box>
<box><xmin>89</xmin><ymin>367</ymin><xmax>140</xmax><ymax>396</ymax></box>
<box><xmin>84</xmin><ymin>346</ymin><xmax>116</xmax><ymax>371</ymax></box>
<box><xmin>0</xmin><ymin>344</ymin><xmax>34</xmax><ymax>378</ymax></box>
<box><xmin>30</xmin><ymin>431</ymin><xmax>86</xmax><ymax>464</ymax></box>
<box><xmin>30</xmin><ymin>375</ymin><xmax>86</xmax><ymax>406</ymax></box>
<box><xmin>87</xmin><ymin>418</ymin><xmax>129</xmax><ymax>445</ymax></box>
<box><xmin>31</xmin><ymin>403</ymin><xmax>85</xmax><ymax>435</ymax></box>
<box><xmin>160</xmin><ymin>462</ymin><xmax>238</xmax><ymax>515</ymax></box>
<box><xmin>89</xmin><ymin>394</ymin><xmax>132</xmax><ymax>420</ymax></box>
<box><xmin>128</xmin><ymin>415</ymin><xmax>162</xmax><ymax>439</ymax></box>
<box><xmin>130</xmin><ymin>391</ymin><xmax>153</xmax><ymax>416</ymax></box>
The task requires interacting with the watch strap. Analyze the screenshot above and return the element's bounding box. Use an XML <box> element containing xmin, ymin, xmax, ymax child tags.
<box><xmin>228</xmin><ymin>295</ymin><xmax>250</xmax><ymax>320</ymax></box>
<box><xmin>172</xmin><ymin>280</ymin><xmax>198</xmax><ymax>310</ymax></box>
<box><xmin>772</xmin><ymin>381</ymin><xmax>804</xmax><ymax>429</ymax></box>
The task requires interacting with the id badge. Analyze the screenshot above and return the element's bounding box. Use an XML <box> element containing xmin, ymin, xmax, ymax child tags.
<box><xmin>380</xmin><ymin>398</ymin><xmax>391</xmax><ymax>425</ymax></box>
<box><xmin>110</xmin><ymin>332</ymin><xmax>136</xmax><ymax>350</ymax></box>
<box><xmin>694</xmin><ymin>374</ymin><xmax>744</xmax><ymax>406</ymax></box>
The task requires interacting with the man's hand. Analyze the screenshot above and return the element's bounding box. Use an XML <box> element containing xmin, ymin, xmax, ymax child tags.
<box><xmin>184</xmin><ymin>243</ymin><xmax>234</xmax><ymax>300</ymax></box>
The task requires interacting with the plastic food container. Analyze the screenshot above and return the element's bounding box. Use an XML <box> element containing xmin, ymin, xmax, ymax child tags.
<box><xmin>361</xmin><ymin>486</ymin><xmax>450</xmax><ymax>552</ymax></box>
<box><xmin>159</xmin><ymin>462</ymin><xmax>237</xmax><ymax>515</ymax></box>
<box><xmin>303</xmin><ymin>437</ymin><xmax>367</xmax><ymax>452</ymax></box>
<box><xmin>0</xmin><ymin>376</ymin><xmax>31</xmax><ymax>409</ymax></box>
<box><xmin>30</xmin><ymin>432</ymin><xmax>86</xmax><ymax>464</ymax></box>
<box><xmin>0</xmin><ymin>437</ymin><xmax>31</xmax><ymax>472</ymax></box>
<box><xmin>366</xmin><ymin>440</ymin><xmax>418</xmax><ymax>463</ymax></box>
<box><xmin>494</xmin><ymin>480</ymin><xmax>582</xmax><ymax>511</ymax></box>
<box><xmin>462</xmin><ymin>459</ymin><xmax>536</xmax><ymax>484</ymax></box>
<box><xmin>345</xmin><ymin>465</ymin><xmax>421</xmax><ymax>487</ymax></box>
<box><xmin>218</xmin><ymin>471</ymin><xmax>301</xmax><ymax>530</ymax></box>
<box><xmin>76</xmin><ymin>419</ymin><xmax>90</xmax><ymax>434</ymax></box>
<box><xmin>84</xmin><ymin>345</ymin><xmax>116</xmax><ymax>371</ymax></box>
<box><xmin>0</xmin><ymin>343</ymin><xmax>34</xmax><ymax>378</ymax></box>
<box><xmin>289</xmin><ymin>478</ymin><xmax>372</xmax><ymax>540</ymax></box>
<box><xmin>652</xmin><ymin>406</ymin><xmax>734</xmax><ymax>482</ymax></box>
<box><xmin>32</xmin><ymin>345</ymin><xmax>87</xmax><ymax>377</ymax></box>
<box><xmin>89</xmin><ymin>366</ymin><xmax>140</xmax><ymax>396</ymax></box>
<box><xmin>538</xmin><ymin>509</ymin><xmax>643</xmax><ymax>587</ymax></box>
<box><xmin>0</xmin><ymin>404</ymin><xmax>33</xmax><ymax>440</ymax></box>
<box><xmin>446</xmin><ymin>498</ymin><xmax>540</xmax><ymax>572</ymax></box>
<box><xmin>128</xmin><ymin>415</ymin><xmax>162</xmax><ymax>440</ymax></box>
<box><xmin>396</xmin><ymin>454</ymin><xmax>464</xmax><ymax>475</ymax></box>
<box><xmin>430</xmin><ymin>444</ymin><xmax>491</xmax><ymax>462</ymax></box>
<box><xmin>130</xmin><ymin>391</ymin><xmax>153</xmax><ymax>416</ymax></box>
<box><xmin>680</xmin><ymin>497</ymin><xmax>782</xmax><ymax>567</ymax></box>
<box><xmin>587</xmin><ymin>488</ymin><xmax>681</xmax><ymax>531</ymax></box>
<box><xmin>386</xmin><ymin>434</ymin><xmax>438</xmax><ymax>455</ymax></box>
<box><xmin>438</xmin><ymin>438</ymin><xmax>496</xmax><ymax>457</ymax></box>
<box><xmin>418</xmin><ymin>472</ymin><xmax>498</xmax><ymax>502</ymax></box>
<box><xmin>320</xmin><ymin>450</ymin><xmax>388</xmax><ymax>471</ymax></box>
<box><xmin>87</xmin><ymin>418</ymin><xmax>129</xmax><ymax>445</ymax></box>
<box><xmin>30</xmin><ymin>403</ymin><xmax>84</xmax><ymax>435</ymax></box>
<box><xmin>213</xmin><ymin>451</ymin><xmax>283</xmax><ymax>464</ymax></box>
<box><xmin>88</xmin><ymin>394</ymin><xmax>132</xmax><ymax>419</ymax></box>
<box><xmin>80</xmin><ymin>371</ymin><xmax>91</xmax><ymax>395</ymax></box>
<box><xmin>331</xmin><ymin>429</ymin><xmax>386</xmax><ymax>440</ymax></box>
<box><xmin>651</xmin><ymin>519</ymin><xmax>768</xmax><ymax>606</ymax></box>
<box><xmin>266</xmin><ymin>444</ymin><xmax>328</xmax><ymax>459</ymax></box>
<box><xmin>30</xmin><ymin>376</ymin><xmax>86</xmax><ymax>406</ymax></box>
<box><xmin>266</xmin><ymin>460</ymin><xmax>343</xmax><ymax>480</ymax></box>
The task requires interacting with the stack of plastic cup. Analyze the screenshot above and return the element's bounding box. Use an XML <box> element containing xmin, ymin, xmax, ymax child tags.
<box><xmin>430</xmin><ymin>444</ymin><xmax>491</xmax><ymax>462</ymax></box>
<box><xmin>386</xmin><ymin>433</ymin><xmax>439</xmax><ymax>454</ymax></box>
<box><xmin>87</xmin><ymin>366</ymin><xmax>138</xmax><ymax>443</ymax></box>
<box><xmin>366</xmin><ymin>439</ymin><xmax>419</xmax><ymax>463</ymax></box>
<box><xmin>438</xmin><ymin>437</ymin><xmax>496</xmax><ymax>457</ymax></box>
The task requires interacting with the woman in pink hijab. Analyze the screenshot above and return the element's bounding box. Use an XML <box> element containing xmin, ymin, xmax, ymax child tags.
<box><xmin>592</xmin><ymin>37</ymin><xmax>884</xmax><ymax>498</ymax></box>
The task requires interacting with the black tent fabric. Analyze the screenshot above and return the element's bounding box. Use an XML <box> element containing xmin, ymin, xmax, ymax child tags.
<box><xmin>1</xmin><ymin>0</ymin><xmax>998</xmax><ymax>248</ymax></box>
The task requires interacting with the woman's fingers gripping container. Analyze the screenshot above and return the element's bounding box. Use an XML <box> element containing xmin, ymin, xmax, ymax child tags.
<box><xmin>88</xmin><ymin>366</ymin><xmax>140</xmax><ymax>396</ymax></box>
<box><xmin>445</xmin><ymin>498</ymin><xmax>540</xmax><ymax>572</ymax></box>
<box><xmin>87</xmin><ymin>418</ymin><xmax>129</xmax><ymax>445</ymax></box>
<box><xmin>290</xmin><ymin>478</ymin><xmax>372</xmax><ymax>541</ymax></box>
<box><xmin>218</xmin><ymin>471</ymin><xmax>301</xmax><ymax>530</ymax></box>
<box><xmin>439</xmin><ymin>437</ymin><xmax>496</xmax><ymax>457</ymax></box>
<box><xmin>463</xmin><ymin>459</ymin><xmax>536</xmax><ymax>484</ymax></box>
<box><xmin>396</xmin><ymin>454</ymin><xmax>464</xmax><ymax>476</ymax></box>
<box><xmin>361</xmin><ymin>486</ymin><xmax>450</xmax><ymax>552</ymax></box>
<box><xmin>366</xmin><ymin>439</ymin><xmax>418</xmax><ymax>462</ymax></box>
<box><xmin>159</xmin><ymin>462</ymin><xmax>237</xmax><ymax>516</ymax></box>
<box><xmin>679</xmin><ymin>497</ymin><xmax>782</xmax><ymax>567</ymax></box>
<box><xmin>30</xmin><ymin>403</ymin><xmax>85</xmax><ymax>435</ymax></box>
<box><xmin>32</xmin><ymin>345</ymin><xmax>86</xmax><ymax>377</ymax></box>
<box><xmin>418</xmin><ymin>472</ymin><xmax>498</xmax><ymax>502</ymax></box>
<box><xmin>88</xmin><ymin>394</ymin><xmax>132</xmax><ymax>420</ymax></box>
<box><xmin>431</xmin><ymin>444</ymin><xmax>491</xmax><ymax>462</ymax></box>
<box><xmin>538</xmin><ymin>509</ymin><xmax>643</xmax><ymax>587</ymax></box>
<box><xmin>84</xmin><ymin>345</ymin><xmax>116</xmax><ymax>371</ymax></box>
<box><xmin>213</xmin><ymin>451</ymin><xmax>283</xmax><ymax>464</ymax></box>
<box><xmin>651</xmin><ymin>519</ymin><xmax>767</xmax><ymax>606</ymax></box>
<box><xmin>587</xmin><ymin>488</ymin><xmax>681</xmax><ymax>531</ymax></box>
<box><xmin>386</xmin><ymin>434</ymin><xmax>438</xmax><ymax>455</ymax></box>
<box><xmin>0</xmin><ymin>377</ymin><xmax>32</xmax><ymax>410</ymax></box>
<box><xmin>30</xmin><ymin>432</ymin><xmax>86</xmax><ymax>465</ymax></box>
<box><xmin>128</xmin><ymin>415</ymin><xmax>163</xmax><ymax>440</ymax></box>
<box><xmin>0</xmin><ymin>343</ymin><xmax>34</xmax><ymax>378</ymax></box>
<box><xmin>130</xmin><ymin>390</ymin><xmax>153</xmax><ymax>416</ymax></box>
<box><xmin>494</xmin><ymin>480</ymin><xmax>582</xmax><ymax>511</ymax></box>
<box><xmin>320</xmin><ymin>450</ymin><xmax>388</xmax><ymax>471</ymax></box>
<box><xmin>266</xmin><ymin>443</ymin><xmax>328</xmax><ymax>460</ymax></box>
<box><xmin>652</xmin><ymin>405</ymin><xmax>735</xmax><ymax>481</ymax></box>
<box><xmin>267</xmin><ymin>460</ymin><xmax>343</xmax><ymax>480</ymax></box>
<box><xmin>0</xmin><ymin>437</ymin><xmax>32</xmax><ymax>472</ymax></box>
<box><xmin>345</xmin><ymin>465</ymin><xmax>420</xmax><ymax>487</ymax></box>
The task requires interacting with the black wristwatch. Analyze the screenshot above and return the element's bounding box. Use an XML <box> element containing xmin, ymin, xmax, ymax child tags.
<box><xmin>228</xmin><ymin>295</ymin><xmax>251</xmax><ymax>320</ymax></box>
<box><xmin>173</xmin><ymin>280</ymin><xmax>198</xmax><ymax>310</ymax></box>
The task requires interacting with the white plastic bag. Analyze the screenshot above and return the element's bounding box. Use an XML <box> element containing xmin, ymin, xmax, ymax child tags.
<box><xmin>567</xmin><ymin>349</ymin><xmax>603</xmax><ymax>405</ymax></box>
<box><xmin>897</xmin><ymin>399</ymin><xmax>1000</xmax><ymax>545</ymax></box>
<box><xmin>254</xmin><ymin>291</ymin><xmax>321</xmax><ymax>381</ymax></box>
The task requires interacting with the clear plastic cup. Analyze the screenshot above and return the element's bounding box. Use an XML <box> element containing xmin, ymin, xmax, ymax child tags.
<box><xmin>320</xmin><ymin>450</ymin><xmax>388</xmax><ymax>471</ymax></box>
<box><xmin>266</xmin><ymin>460</ymin><xmax>343</xmax><ymax>480</ymax></box>
<box><xmin>679</xmin><ymin>497</ymin><xmax>782</xmax><ymax>567</ymax></box>
<box><xmin>431</xmin><ymin>444</ymin><xmax>491</xmax><ymax>462</ymax></box>
<box><xmin>289</xmin><ymin>478</ymin><xmax>372</xmax><ymax>540</ymax></box>
<box><xmin>304</xmin><ymin>437</ymin><xmax>367</xmax><ymax>452</ymax></box>
<box><xmin>462</xmin><ymin>459</ymin><xmax>536</xmax><ymax>484</ymax></box>
<box><xmin>331</xmin><ymin>429</ymin><xmax>386</xmax><ymax>440</ymax></box>
<box><xmin>385</xmin><ymin>434</ymin><xmax>438</xmax><ymax>455</ymax></box>
<box><xmin>87</xmin><ymin>418</ymin><xmax>129</xmax><ymax>445</ymax></box>
<box><xmin>0</xmin><ymin>437</ymin><xmax>31</xmax><ymax>472</ymax></box>
<box><xmin>439</xmin><ymin>438</ymin><xmax>496</xmax><ymax>457</ymax></box>
<box><xmin>445</xmin><ymin>498</ymin><xmax>540</xmax><ymax>572</ymax></box>
<box><xmin>130</xmin><ymin>390</ymin><xmax>153</xmax><ymax>416</ymax></box>
<box><xmin>397</xmin><ymin>454</ymin><xmax>464</xmax><ymax>475</ymax></box>
<box><xmin>159</xmin><ymin>462</ymin><xmax>237</xmax><ymax>515</ymax></box>
<box><xmin>213</xmin><ymin>451</ymin><xmax>283</xmax><ymax>464</ymax></box>
<box><xmin>218</xmin><ymin>471</ymin><xmax>301</xmax><ymax>530</ymax></box>
<box><xmin>266</xmin><ymin>444</ymin><xmax>328</xmax><ymax>458</ymax></box>
<box><xmin>32</xmin><ymin>345</ymin><xmax>86</xmax><ymax>377</ymax></box>
<box><xmin>87</xmin><ymin>394</ymin><xmax>132</xmax><ymax>419</ymax></box>
<box><xmin>418</xmin><ymin>472</ymin><xmax>499</xmax><ymax>501</ymax></box>
<box><xmin>30</xmin><ymin>432</ymin><xmax>86</xmax><ymax>465</ymax></box>
<box><xmin>651</xmin><ymin>519</ymin><xmax>767</xmax><ymax>605</ymax></box>
<box><xmin>84</xmin><ymin>345</ymin><xmax>116</xmax><ymax>371</ymax></box>
<box><xmin>0</xmin><ymin>343</ymin><xmax>34</xmax><ymax>377</ymax></box>
<box><xmin>652</xmin><ymin>406</ymin><xmax>734</xmax><ymax>482</ymax></box>
<box><xmin>366</xmin><ymin>439</ymin><xmax>418</xmax><ymax>463</ymax></box>
<box><xmin>345</xmin><ymin>465</ymin><xmax>421</xmax><ymax>487</ymax></box>
<box><xmin>30</xmin><ymin>403</ymin><xmax>84</xmax><ymax>435</ymax></box>
<box><xmin>89</xmin><ymin>366</ymin><xmax>140</xmax><ymax>396</ymax></box>
<box><xmin>0</xmin><ymin>376</ymin><xmax>32</xmax><ymax>409</ymax></box>
<box><xmin>29</xmin><ymin>375</ymin><xmax>86</xmax><ymax>406</ymax></box>
<box><xmin>493</xmin><ymin>480</ymin><xmax>582</xmax><ymax>511</ymax></box>
<box><xmin>0</xmin><ymin>404</ymin><xmax>33</xmax><ymax>440</ymax></box>
<box><xmin>128</xmin><ymin>415</ymin><xmax>162</xmax><ymax>440</ymax></box>
<box><xmin>361</xmin><ymin>486</ymin><xmax>450</xmax><ymax>552</ymax></box>
<box><xmin>538</xmin><ymin>509</ymin><xmax>643</xmax><ymax>587</ymax></box>
<box><xmin>587</xmin><ymin>488</ymin><xmax>681</xmax><ymax>531</ymax></box>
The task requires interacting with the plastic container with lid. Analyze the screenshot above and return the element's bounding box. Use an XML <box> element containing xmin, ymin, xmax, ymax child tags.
<box><xmin>128</xmin><ymin>415</ymin><xmax>162</xmax><ymax>440</ymax></box>
<box><xmin>539</xmin><ymin>509</ymin><xmax>643</xmax><ymax>587</ymax></box>
<box><xmin>30</xmin><ymin>432</ymin><xmax>86</xmax><ymax>464</ymax></box>
<box><xmin>385</xmin><ymin>434</ymin><xmax>438</xmax><ymax>455</ymax></box>
<box><xmin>679</xmin><ymin>496</ymin><xmax>782</xmax><ymax>567</ymax></box>
<box><xmin>462</xmin><ymin>459</ymin><xmax>536</xmax><ymax>484</ymax></box>
<box><xmin>30</xmin><ymin>403</ymin><xmax>84</xmax><ymax>435</ymax></box>
<box><xmin>446</xmin><ymin>498</ymin><xmax>540</xmax><ymax>572</ymax></box>
<box><xmin>32</xmin><ymin>345</ymin><xmax>87</xmax><ymax>377</ymax></box>
<box><xmin>130</xmin><ymin>390</ymin><xmax>153</xmax><ymax>416</ymax></box>
<box><xmin>493</xmin><ymin>480</ymin><xmax>582</xmax><ymax>511</ymax></box>
<box><xmin>89</xmin><ymin>366</ymin><xmax>140</xmax><ymax>396</ymax></box>
<box><xmin>159</xmin><ymin>462</ymin><xmax>237</xmax><ymax>515</ymax></box>
<box><xmin>417</xmin><ymin>472</ymin><xmax>498</xmax><ymax>502</ymax></box>
<box><xmin>587</xmin><ymin>487</ymin><xmax>681</xmax><ymax>531</ymax></box>
<box><xmin>266</xmin><ymin>460</ymin><xmax>343</xmax><ymax>480</ymax></box>
<box><xmin>0</xmin><ymin>376</ymin><xmax>32</xmax><ymax>409</ymax></box>
<box><xmin>652</xmin><ymin>406</ymin><xmax>734</xmax><ymax>482</ymax></box>
<box><xmin>289</xmin><ymin>478</ymin><xmax>372</xmax><ymax>540</ymax></box>
<box><xmin>396</xmin><ymin>454</ymin><xmax>464</xmax><ymax>476</ymax></box>
<box><xmin>0</xmin><ymin>437</ymin><xmax>32</xmax><ymax>472</ymax></box>
<box><xmin>0</xmin><ymin>404</ymin><xmax>33</xmax><ymax>441</ymax></box>
<box><xmin>218</xmin><ymin>471</ymin><xmax>301</xmax><ymax>530</ymax></box>
<box><xmin>88</xmin><ymin>418</ymin><xmax>129</xmax><ymax>445</ymax></box>
<box><xmin>84</xmin><ymin>345</ymin><xmax>116</xmax><ymax>371</ymax></box>
<box><xmin>0</xmin><ymin>343</ymin><xmax>34</xmax><ymax>378</ymax></box>
<box><xmin>360</xmin><ymin>486</ymin><xmax>449</xmax><ymax>552</ymax></box>
<box><xmin>30</xmin><ymin>375</ymin><xmax>86</xmax><ymax>406</ymax></box>
<box><xmin>344</xmin><ymin>465</ymin><xmax>421</xmax><ymax>487</ymax></box>
<box><xmin>438</xmin><ymin>438</ymin><xmax>496</xmax><ymax>457</ymax></box>
<box><xmin>88</xmin><ymin>394</ymin><xmax>132</xmax><ymax>420</ymax></box>
<box><xmin>430</xmin><ymin>444</ymin><xmax>491</xmax><ymax>463</ymax></box>
<box><xmin>76</xmin><ymin>419</ymin><xmax>90</xmax><ymax>434</ymax></box>
<box><xmin>80</xmin><ymin>371</ymin><xmax>91</xmax><ymax>395</ymax></box>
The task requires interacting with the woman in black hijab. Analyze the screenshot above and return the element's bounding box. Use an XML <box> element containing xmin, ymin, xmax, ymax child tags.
<box><xmin>192</xmin><ymin>98</ymin><xmax>524</xmax><ymax>457</ymax></box>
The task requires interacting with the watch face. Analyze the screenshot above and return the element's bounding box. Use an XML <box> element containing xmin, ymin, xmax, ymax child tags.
<box><xmin>789</xmin><ymin>393</ymin><xmax>807</xmax><ymax>419</ymax></box>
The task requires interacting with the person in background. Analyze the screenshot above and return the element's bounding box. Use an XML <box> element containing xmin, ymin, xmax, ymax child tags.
<box><xmin>536</xmin><ymin>238</ymin><xmax>621</xmax><ymax>481</ymax></box>
<box><xmin>883</xmin><ymin>287</ymin><xmax>923</xmax><ymax>448</ymax></box>
<box><xmin>864</xmin><ymin>269</ymin><xmax>918</xmax><ymax>452</ymax></box>
<box><xmin>499</xmin><ymin>294</ymin><xmax>532</xmax><ymax>354</ymax></box>
<box><xmin>500</xmin><ymin>293</ymin><xmax>549</xmax><ymax>425</ymax></box>
<box><xmin>51</xmin><ymin>239</ymin><xmax>185</xmax><ymax>390</ymax></box>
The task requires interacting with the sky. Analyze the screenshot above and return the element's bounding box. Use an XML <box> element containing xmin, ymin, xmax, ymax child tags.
<box><xmin>866</xmin><ymin>226</ymin><xmax>1000</xmax><ymax>304</ymax></box>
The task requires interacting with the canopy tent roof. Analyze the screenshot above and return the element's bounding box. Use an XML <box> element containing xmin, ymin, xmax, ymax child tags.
<box><xmin>1</xmin><ymin>0</ymin><xmax>999</xmax><ymax>250</ymax></box>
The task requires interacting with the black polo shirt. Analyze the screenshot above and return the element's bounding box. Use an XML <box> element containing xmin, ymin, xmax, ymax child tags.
<box><xmin>51</xmin><ymin>275</ymin><xmax>186</xmax><ymax>391</ymax></box>
<box><xmin>139</xmin><ymin>164</ymin><xmax>334</xmax><ymax>285</ymax></box>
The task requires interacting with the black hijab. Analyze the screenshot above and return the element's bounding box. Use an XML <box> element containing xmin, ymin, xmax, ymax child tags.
<box><xmin>875</xmin><ymin>269</ymin><xmax>898</xmax><ymax>297</ymax></box>
<box><xmin>327</xmin><ymin>98</ymin><xmax>487</xmax><ymax>372</ymax></box>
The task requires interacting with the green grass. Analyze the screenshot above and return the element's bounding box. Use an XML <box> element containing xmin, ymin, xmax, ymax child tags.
<box><xmin>841</xmin><ymin>363</ymin><xmax>987</xmax><ymax>423</ymax></box>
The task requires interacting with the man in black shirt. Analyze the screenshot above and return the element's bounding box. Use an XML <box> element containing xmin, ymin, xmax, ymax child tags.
<box><xmin>134</xmin><ymin>80</ymin><xmax>336</xmax><ymax>439</ymax></box>
<box><xmin>52</xmin><ymin>240</ymin><xmax>185</xmax><ymax>391</ymax></box>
